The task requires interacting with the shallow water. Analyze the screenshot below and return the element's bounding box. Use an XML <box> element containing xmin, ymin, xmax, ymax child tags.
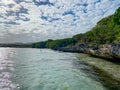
<box><xmin>76</xmin><ymin>53</ymin><xmax>120</xmax><ymax>80</ymax></box>
<box><xmin>0</xmin><ymin>48</ymin><xmax>117</xmax><ymax>90</ymax></box>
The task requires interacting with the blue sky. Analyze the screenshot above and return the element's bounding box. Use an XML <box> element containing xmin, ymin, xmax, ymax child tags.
<box><xmin>0</xmin><ymin>0</ymin><xmax>120</xmax><ymax>43</ymax></box>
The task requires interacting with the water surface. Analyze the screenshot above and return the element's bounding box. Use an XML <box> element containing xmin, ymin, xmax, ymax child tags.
<box><xmin>0</xmin><ymin>48</ymin><xmax>118</xmax><ymax>90</ymax></box>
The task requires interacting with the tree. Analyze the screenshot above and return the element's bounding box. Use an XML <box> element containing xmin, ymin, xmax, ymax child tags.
<box><xmin>114</xmin><ymin>7</ymin><xmax>120</xmax><ymax>24</ymax></box>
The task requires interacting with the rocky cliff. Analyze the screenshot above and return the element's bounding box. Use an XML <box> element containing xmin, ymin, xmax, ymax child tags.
<box><xmin>57</xmin><ymin>43</ymin><xmax>120</xmax><ymax>60</ymax></box>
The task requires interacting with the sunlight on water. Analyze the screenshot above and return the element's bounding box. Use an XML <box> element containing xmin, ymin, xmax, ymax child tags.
<box><xmin>0</xmin><ymin>48</ymin><xmax>107</xmax><ymax>90</ymax></box>
<box><xmin>0</xmin><ymin>48</ymin><xmax>19</xmax><ymax>90</ymax></box>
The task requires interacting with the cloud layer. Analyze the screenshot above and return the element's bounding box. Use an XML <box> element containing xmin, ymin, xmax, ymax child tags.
<box><xmin>0</xmin><ymin>0</ymin><xmax>120</xmax><ymax>43</ymax></box>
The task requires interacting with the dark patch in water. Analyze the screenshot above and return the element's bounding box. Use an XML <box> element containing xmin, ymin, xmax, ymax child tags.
<box><xmin>73</xmin><ymin>60</ymin><xmax>120</xmax><ymax>90</ymax></box>
<box><xmin>89</xmin><ymin>55</ymin><xmax>120</xmax><ymax>65</ymax></box>
<box><xmin>92</xmin><ymin>66</ymin><xmax>120</xmax><ymax>90</ymax></box>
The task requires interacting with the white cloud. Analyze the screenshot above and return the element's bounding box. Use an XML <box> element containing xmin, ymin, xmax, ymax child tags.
<box><xmin>0</xmin><ymin>0</ymin><xmax>120</xmax><ymax>43</ymax></box>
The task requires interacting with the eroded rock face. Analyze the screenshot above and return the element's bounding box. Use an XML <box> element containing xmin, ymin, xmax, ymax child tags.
<box><xmin>111</xmin><ymin>43</ymin><xmax>120</xmax><ymax>58</ymax></box>
<box><xmin>58</xmin><ymin>42</ymin><xmax>120</xmax><ymax>60</ymax></box>
<box><xmin>59</xmin><ymin>41</ymin><xmax>120</xmax><ymax>60</ymax></box>
<box><xmin>87</xmin><ymin>43</ymin><xmax>120</xmax><ymax>60</ymax></box>
<box><xmin>88</xmin><ymin>44</ymin><xmax>113</xmax><ymax>59</ymax></box>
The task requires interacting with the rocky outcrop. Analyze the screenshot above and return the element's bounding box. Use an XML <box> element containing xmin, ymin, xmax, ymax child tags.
<box><xmin>57</xmin><ymin>43</ymin><xmax>120</xmax><ymax>60</ymax></box>
<box><xmin>88</xmin><ymin>44</ymin><xmax>114</xmax><ymax>59</ymax></box>
<box><xmin>91</xmin><ymin>43</ymin><xmax>120</xmax><ymax>59</ymax></box>
<box><xmin>110</xmin><ymin>43</ymin><xmax>120</xmax><ymax>59</ymax></box>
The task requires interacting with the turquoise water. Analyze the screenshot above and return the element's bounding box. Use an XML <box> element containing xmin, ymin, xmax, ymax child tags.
<box><xmin>0</xmin><ymin>48</ymin><xmax>107</xmax><ymax>90</ymax></box>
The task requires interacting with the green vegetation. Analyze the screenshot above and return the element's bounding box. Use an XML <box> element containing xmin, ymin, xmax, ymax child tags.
<box><xmin>32</xmin><ymin>38</ymin><xmax>76</xmax><ymax>49</ymax></box>
<box><xmin>114</xmin><ymin>7</ymin><xmax>120</xmax><ymax>24</ymax></box>
<box><xmin>73</xmin><ymin>7</ymin><xmax>120</xmax><ymax>45</ymax></box>
<box><xmin>31</xmin><ymin>7</ymin><xmax>120</xmax><ymax>49</ymax></box>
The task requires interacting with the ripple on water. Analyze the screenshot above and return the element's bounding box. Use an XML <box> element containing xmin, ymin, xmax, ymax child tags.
<box><xmin>0</xmin><ymin>48</ymin><xmax>19</xmax><ymax>90</ymax></box>
<box><xmin>0</xmin><ymin>48</ymin><xmax>108</xmax><ymax>90</ymax></box>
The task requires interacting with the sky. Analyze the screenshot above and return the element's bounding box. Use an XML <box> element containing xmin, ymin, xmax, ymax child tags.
<box><xmin>0</xmin><ymin>0</ymin><xmax>120</xmax><ymax>43</ymax></box>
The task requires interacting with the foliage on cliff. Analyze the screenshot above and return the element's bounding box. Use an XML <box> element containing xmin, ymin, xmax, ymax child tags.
<box><xmin>32</xmin><ymin>38</ymin><xmax>76</xmax><ymax>49</ymax></box>
<box><xmin>31</xmin><ymin>7</ymin><xmax>120</xmax><ymax>49</ymax></box>
<box><xmin>73</xmin><ymin>7</ymin><xmax>120</xmax><ymax>45</ymax></box>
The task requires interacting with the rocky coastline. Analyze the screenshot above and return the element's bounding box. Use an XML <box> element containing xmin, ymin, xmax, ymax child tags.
<box><xmin>56</xmin><ymin>43</ymin><xmax>120</xmax><ymax>61</ymax></box>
